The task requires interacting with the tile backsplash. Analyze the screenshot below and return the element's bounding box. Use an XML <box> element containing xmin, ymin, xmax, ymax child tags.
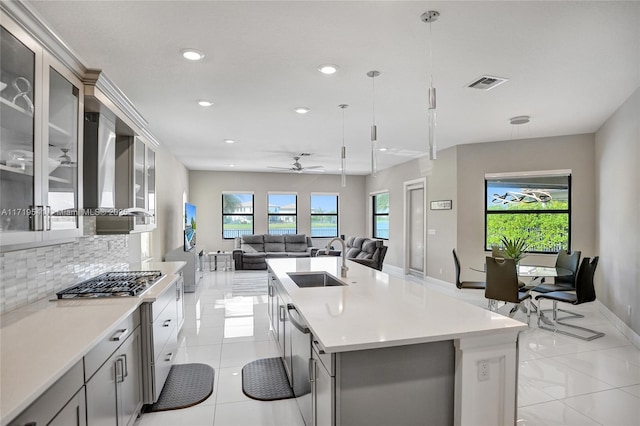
<box><xmin>0</xmin><ymin>235</ymin><xmax>130</xmax><ymax>314</ymax></box>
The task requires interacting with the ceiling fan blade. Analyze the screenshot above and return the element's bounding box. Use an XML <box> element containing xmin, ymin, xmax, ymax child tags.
<box><xmin>302</xmin><ymin>165</ymin><xmax>324</xmax><ymax>169</ymax></box>
<box><xmin>267</xmin><ymin>166</ymin><xmax>294</xmax><ymax>170</ymax></box>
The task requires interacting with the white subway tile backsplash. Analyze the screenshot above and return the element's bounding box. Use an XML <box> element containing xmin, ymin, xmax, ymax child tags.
<box><xmin>0</xmin><ymin>235</ymin><xmax>130</xmax><ymax>314</ymax></box>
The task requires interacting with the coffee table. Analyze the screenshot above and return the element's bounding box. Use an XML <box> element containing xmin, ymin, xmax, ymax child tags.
<box><xmin>208</xmin><ymin>251</ymin><xmax>233</xmax><ymax>271</ymax></box>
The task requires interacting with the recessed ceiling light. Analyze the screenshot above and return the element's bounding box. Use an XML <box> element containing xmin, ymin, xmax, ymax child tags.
<box><xmin>228</xmin><ymin>164</ymin><xmax>235</xmax><ymax>167</ymax></box>
<box><xmin>181</xmin><ymin>48</ymin><xmax>205</xmax><ymax>61</ymax></box>
<box><xmin>378</xmin><ymin>147</ymin><xmax>388</xmax><ymax>152</ymax></box>
<box><xmin>294</xmin><ymin>107</ymin><xmax>310</xmax><ymax>114</ymax></box>
<box><xmin>317</xmin><ymin>64</ymin><xmax>338</xmax><ymax>75</ymax></box>
<box><xmin>198</xmin><ymin>100</ymin><xmax>213</xmax><ymax>107</ymax></box>
<box><xmin>224</xmin><ymin>139</ymin><xmax>235</xmax><ymax>144</ymax></box>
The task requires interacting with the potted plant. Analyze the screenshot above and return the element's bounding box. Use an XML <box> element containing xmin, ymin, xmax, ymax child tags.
<box><xmin>500</xmin><ymin>236</ymin><xmax>530</xmax><ymax>264</ymax></box>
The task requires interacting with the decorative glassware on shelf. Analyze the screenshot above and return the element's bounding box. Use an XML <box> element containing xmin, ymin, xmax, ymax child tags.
<box><xmin>500</xmin><ymin>236</ymin><xmax>530</xmax><ymax>264</ymax></box>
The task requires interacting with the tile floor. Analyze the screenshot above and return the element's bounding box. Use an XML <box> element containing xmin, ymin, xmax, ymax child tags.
<box><xmin>135</xmin><ymin>269</ymin><xmax>640</xmax><ymax>426</ymax></box>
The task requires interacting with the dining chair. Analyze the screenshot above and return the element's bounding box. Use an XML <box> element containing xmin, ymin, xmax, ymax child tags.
<box><xmin>485</xmin><ymin>257</ymin><xmax>531</xmax><ymax>324</ymax></box>
<box><xmin>530</xmin><ymin>250</ymin><xmax>582</xmax><ymax>319</ymax></box>
<box><xmin>452</xmin><ymin>249</ymin><xmax>486</xmax><ymax>290</ymax></box>
<box><xmin>535</xmin><ymin>257</ymin><xmax>604</xmax><ymax>340</ymax></box>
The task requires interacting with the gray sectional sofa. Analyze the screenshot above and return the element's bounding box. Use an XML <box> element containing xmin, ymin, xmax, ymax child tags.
<box><xmin>232</xmin><ymin>234</ymin><xmax>314</xmax><ymax>270</ymax></box>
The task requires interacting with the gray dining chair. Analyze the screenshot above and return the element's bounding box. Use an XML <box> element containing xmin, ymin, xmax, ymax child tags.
<box><xmin>531</xmin><ymin>250</ymin><xmax>582</xmax><ymax>319</ymax></box>
<box><xmin>452</xmin><ymin>249</ymin><xmax>486</xmax><ymax>290</ymax></box>
<box><xmin>535</xmin><ymin>257</ymin><xmax>604</xmax><ymax>340</ymax></box>
<box><xmin>485</xmin><ymin>257</ymin><xmax>531</xmax><ymax>324</ymax></box>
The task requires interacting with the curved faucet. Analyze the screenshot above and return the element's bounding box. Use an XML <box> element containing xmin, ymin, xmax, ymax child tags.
<box><xmin>326</xmin><ymin>237</ymin><xmax>348</xmax><ymax>278</ymax></box>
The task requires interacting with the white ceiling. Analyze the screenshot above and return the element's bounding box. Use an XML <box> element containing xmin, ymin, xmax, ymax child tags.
<box><xmin>25</xmin><ymin>1</ymin><xmax>640</xmax><ymax>175</ymax></box>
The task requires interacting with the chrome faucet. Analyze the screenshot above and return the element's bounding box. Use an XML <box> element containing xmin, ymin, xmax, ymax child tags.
<box><xmin>326</xmin><ymin>237</ymin><xmax>348</xmax><ymax>278</ymax></box>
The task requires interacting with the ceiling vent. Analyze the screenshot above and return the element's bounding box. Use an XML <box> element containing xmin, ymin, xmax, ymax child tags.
<box><xmin>466</xmin><ymin>75</ymin><xmax>509</xmax><ymax>91</ymax></box>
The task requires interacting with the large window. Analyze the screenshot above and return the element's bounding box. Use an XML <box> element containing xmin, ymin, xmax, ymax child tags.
<box><xmin>373</xmin><ymin>192</ymin><xmax>389</xmax><ymax>239</ymax></box>
<box><xmin>311</xmin><ymin>194</ymin><xmax>338</xmax><ymax>238</ymax></box>
<box><xmin>485</xmin><ymin>172</ymin><xmax>571</xmax><ymax>253</ymax></box>
<box><xmin>222</xmin><ymin>192</ymin><xmax>254</xmax><ymax>239</ymax></box>
<box><xmin>268</xmin><ymin>193</ymin><xmax>297</xmax><ymax>235</ymax></box>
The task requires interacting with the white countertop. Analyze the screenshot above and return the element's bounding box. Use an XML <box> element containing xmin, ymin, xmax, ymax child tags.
<box><xmin>0</xmin><ymin>261</ymin><xmax>186</xmax><ymax>426</ymax></box>
<box><xmin>267</xmin><ymin>257</ymin><xmax>527</xmax><ymax>353</ymax></box>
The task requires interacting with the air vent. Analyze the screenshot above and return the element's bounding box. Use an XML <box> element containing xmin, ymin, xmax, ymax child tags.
<box><xmin>466</xmin><ymin>75</ymin><xmax>509</xmax><ymax>91</ymax></box>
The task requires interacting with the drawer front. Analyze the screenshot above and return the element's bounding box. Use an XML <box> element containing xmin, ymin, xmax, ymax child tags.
<box><xmin>9</xmin><ymin>360</ymin><xmax>84</xmax><ymax>426</ymax></box>
<box><xmin>85</xmin><ymin>310</ymin><xmax>140</xmax><ymax>380</ymax></box>
<box><xmin>152</xmin><ymin>325</ymin><xmax>178</xmax><ymax>401</ymax></box>
<box><xmin>152</xmin><ymin>295</ymin><xmax>178</xmax><ymax>359</ymax></box>
<box><xmin>152</xmin><ymin>282</ymin><xmax>177</xmax><ymax>322</ymax></box>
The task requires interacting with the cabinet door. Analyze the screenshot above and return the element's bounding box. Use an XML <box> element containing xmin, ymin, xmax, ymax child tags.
<box><xmin>277</xmin><ymin>296</ymin><xmax>287</xmax><ymax>356</ymax></box>
<box><xmin>86</xmin><ymin>351</ymin><xmax>118</xmax><ymax>426</ymax></box>
<box><xmin>312</xmin><ymin>357</ymin><xmax>334</xmax><ymax>426</ymax></box>
<box><xmin>45</xmin><ymin>57</ymin><xmax>82</xmax><ymax>235</ymax></box>
<box><xmin>0</xmin><ymin>21</ymin><xmax>39</xmax><ymax>241</ymax></box>
<box><xmin>49</xmin><ymin>388</ymin><xmax>86</xmax><ymax>426</ymax></box>
<box><xmin>117</xmin><ymin>327</ymin><xmax>142</xmax><ymax>426</ymax></box>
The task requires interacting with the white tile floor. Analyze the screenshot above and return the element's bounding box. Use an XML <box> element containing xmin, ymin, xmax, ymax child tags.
<box><xmin>135</xmin><ymin>269</ymin><xmax>640</xmax><ymax>426</ymax></box>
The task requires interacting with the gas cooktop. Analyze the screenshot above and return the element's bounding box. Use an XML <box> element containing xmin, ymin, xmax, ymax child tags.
<box><xmin>56</xmin><ymin>271</ymin><xmax>163</xmax><ymax>299</ymax></box>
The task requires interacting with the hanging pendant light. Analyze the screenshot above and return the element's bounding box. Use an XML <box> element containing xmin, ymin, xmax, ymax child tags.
<box><xmin>367</xmin><ymin>70</ymin><xmax>380</xmax><ymax>176</ymax></box>
<box><xmin>339</xmin><ymin>104</ymin><xmax>348</xmax><ymax>187</ymax></box>
<box><xmin>421</xmin><ymin>10</ymin><xmax>439</xmax><ymax>160</ymax></box>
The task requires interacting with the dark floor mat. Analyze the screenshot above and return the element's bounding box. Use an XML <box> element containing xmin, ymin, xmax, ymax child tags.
<box><xmin>241</xmin><ymin>357</ymin><xmax>294</xmax><ymax>401</ymax></box>
<box><xmin>145</xmin><ymin>363</ymin><xmax>215</xmax><ymax>412</ymax></box>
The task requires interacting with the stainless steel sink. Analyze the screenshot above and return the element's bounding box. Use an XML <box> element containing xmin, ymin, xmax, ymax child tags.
<box><xmin>287</xmin><ymin>272</ymin><xmax>346</xmax><ymax>288</ymax></box>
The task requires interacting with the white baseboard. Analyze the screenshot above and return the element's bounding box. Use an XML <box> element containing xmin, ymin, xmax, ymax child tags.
<box><xmin>596</xmin><ymin>300</ymin><xmax>640</xmax><ymax>349</ymax></box>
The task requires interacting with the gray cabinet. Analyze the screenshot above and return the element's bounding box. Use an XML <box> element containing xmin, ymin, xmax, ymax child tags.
<box><xmin>8</xmin><ymin>361</ymin><xmax>85</xmax><ymax>426</ymax></box>
<box><xmin>0</xmin><ymin>14</ymin><xmax>84</xmax><ymax>247</ymax></box>
<box><xmin>85</xmin><ymin>313</ymin><xmax>142</xmax><ymax>426</ymax></box>
<box><xmin>311</xmin><ymin>345</ymin><xmax>334</xmax><ymax>426</ymax></box>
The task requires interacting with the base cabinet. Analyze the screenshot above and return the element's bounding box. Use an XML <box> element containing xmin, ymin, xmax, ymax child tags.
<box><xmin>311</xmin><ymin>346</ymin><xmax>334</xmax><ymax>426</ymax></box>
<box><xmin>86</xmin><ymin>326</ymin><xmax>142</xmax><ymax>426</ymax></box>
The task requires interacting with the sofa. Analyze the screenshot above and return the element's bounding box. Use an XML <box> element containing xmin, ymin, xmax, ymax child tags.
<box><xmin>232</xmin><ymin>234</ymin><xmax>314</xmax><ymax>270</ymax></box>
<box><xmin>319</xmin><ymin>236</ymin><xmax>388</xmax><ymax>271</ymax></box>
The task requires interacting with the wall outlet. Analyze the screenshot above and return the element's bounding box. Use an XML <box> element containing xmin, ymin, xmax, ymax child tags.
<box><xmin>478</xmin><ymin>360</ymin><xmax>490</xmax><ymax>381</ymax></box>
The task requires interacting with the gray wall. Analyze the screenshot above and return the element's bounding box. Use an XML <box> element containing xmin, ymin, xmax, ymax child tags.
<box><xmin>595</xmin><ymin>87</ymin><xmax>640</xmax><ymax>335</ymax></box>
<box><xmin>454</xmin><ymin>134</ymin><xmax>596</xmax><ymax>284</ymax></box>
<box><xmin>188</xmin><ymin>171</ymin><xmax>366</xmax><ymax>252</ymax></box>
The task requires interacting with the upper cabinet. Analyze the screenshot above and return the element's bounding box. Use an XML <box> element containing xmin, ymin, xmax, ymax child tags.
<box><xmin>0</xmin><ymin>16</ymin><xmax>84</xmax><ymax>246</ymax></box>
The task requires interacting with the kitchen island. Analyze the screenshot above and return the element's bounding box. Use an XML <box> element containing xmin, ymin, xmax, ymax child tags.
<box><xmin>0</xmin><ymin>261</ymin><xmax>186</xmax><ymax>426</ymax></box>
<box><xmin>267</xmin><ymin>256</ymin><xmax>527</xmax><ymax>426</ymax></box>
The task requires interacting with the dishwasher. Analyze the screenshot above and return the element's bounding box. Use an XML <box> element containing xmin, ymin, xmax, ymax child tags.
<box><xmin>287</xmin><ymin>304</ymin><xmax>312</xmax><ymax>426</ymax></box>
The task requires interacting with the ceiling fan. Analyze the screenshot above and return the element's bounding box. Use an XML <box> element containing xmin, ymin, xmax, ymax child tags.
<box><xmin>267</xmin><ymin>156</ymin><xmax>324</xmax><ymax>173</ymax></box>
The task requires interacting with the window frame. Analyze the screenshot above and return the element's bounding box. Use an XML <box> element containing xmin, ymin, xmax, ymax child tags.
<box><xmin>484</xmin><ymin>171</ymin><xmax>572</xmax><ymax>254</ymax></box>
<box><xmin>372</xmin><ymin>191</ymin><xmax>389</xmax><ymax>240</ymax></box>
<box><xmin>310</xmin><ymin>193</ymin><xmax>339</xmax><ymax>238</ymax></box>
<box><xmin>267</xmin><ymin>192</ymin><xmax>298</xmax><ymax>235</ymax></box>
<box><xmin>222</xmin><ymin>192</ymin><xmax>254</xmax><ymax>240</ymax></box>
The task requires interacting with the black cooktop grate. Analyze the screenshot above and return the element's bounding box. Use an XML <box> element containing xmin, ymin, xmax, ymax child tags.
<box><xmin>56</xmin><ymin>271</ymin><xmax>163</xmax><ymax>299</ymax></box>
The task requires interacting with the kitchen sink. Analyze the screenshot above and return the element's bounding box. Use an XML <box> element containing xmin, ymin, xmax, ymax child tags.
<box><xmin>287</xmin><ymin>272</ymin><xmax>346</xmax><ymax>288</ymax></box>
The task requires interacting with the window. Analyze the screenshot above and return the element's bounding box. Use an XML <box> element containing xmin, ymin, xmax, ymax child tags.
<box><xmin>373</xmin><ymin>192</ymin><xmax>389</xmax><ymax>239</ymax></box>
<box><xmin>268</xmin><ymin>193</ymin><xmax>297</xmax><ymax>235</ymax></box>
<box><xmin>311</xmin><ymin>194</ymin><xmax>338</xmax><ymax>238</ymax></box>
<box><xmin>222</xmin><ymin>192</ymin><xmax>254</xmax><ymax>239</ymax></box>
<box><xmin>485</xmin><ymin>172</ymin><xmax>571</xmax><ymax>253</ymax></box>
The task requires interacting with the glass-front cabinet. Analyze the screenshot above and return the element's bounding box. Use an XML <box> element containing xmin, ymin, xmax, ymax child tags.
<box><xmin>0</xmin><ymin>17</ymin><xmax>83</xmax><ymax>246</ymax></box>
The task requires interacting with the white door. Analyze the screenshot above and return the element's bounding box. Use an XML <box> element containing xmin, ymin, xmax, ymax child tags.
<box><xmin>404</xmin><ymin>179</ymin><xmax>426</xmax><ymax>276</ymax></box>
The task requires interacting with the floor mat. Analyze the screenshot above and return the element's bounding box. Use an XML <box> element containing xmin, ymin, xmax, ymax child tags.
<box><xmin>242</xmin><ymin>357</ymin><xmax>294</xmax><ymax>401</ymax></box>
<box><xmin>145</xmin><ymin>363</ymin><xmax>215</xmax><ymax>412</ymax></box>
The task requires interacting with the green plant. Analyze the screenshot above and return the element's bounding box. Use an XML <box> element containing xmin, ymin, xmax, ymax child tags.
<box><xmin>500</xmin><ymin>236</ymin><xmax>530</xmax><ymax>263</ymax></box>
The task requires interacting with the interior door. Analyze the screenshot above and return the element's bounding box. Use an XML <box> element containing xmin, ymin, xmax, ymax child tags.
<box><xmin>404</xmin><ymin>180</ymin><xmax>426</xmax><ymax>276</ymax></box>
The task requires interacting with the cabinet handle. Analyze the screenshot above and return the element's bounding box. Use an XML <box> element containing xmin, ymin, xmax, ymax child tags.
<box><xmin>115</xmin><ymin>357</ymin><xmax>125</xmax><ymax>383</ymax></box>
<box><xmin>268</xmin><ymin>285</ymin><xmax>273</xmax><ymax>297</ymax></box>
<box><xmin>163</xmin><ymin>318</ymin><xmax>172</xmax><ymax>327</ymax></box>
<box><xmin>308</xmin><ymin>358</ymin><xmax>316</xmax><ymax>383</ymax></box>
<box><xmin>176</xmin><ymin>285</ymin><xmax>181</xmax><ymax>301</ymax></box>
<box><xmin>279</xmin><ymin>305</ymin><xmax>286</xmax><ymax>322</ymax></box>
<box><xmin>45</xmin><ymin>205</ymin><xmax>51</xmax><ymax>231</ymax></box>
<box><xmin>165</xmin><ymin>352</ymin><xmax>174</xmax><ymax>362</ymax></box>
<box><xmin>122</xmin><ymin>353</ymin><xmax>128</xmax><ymax>378</ymax></box>
<box><xmin>110</xmin><ymin>328</ymin><xmax>129</xmax><ymax>341</ymax></box>
<box><xmin>25</xmin><ymin>422</ymin><xmax>36</xmax><ymax>426</ymax></box>
<box><xmin>30</xmin><ymin>205</ymin><xmax>44</xmax><ymax>231</ymax></box>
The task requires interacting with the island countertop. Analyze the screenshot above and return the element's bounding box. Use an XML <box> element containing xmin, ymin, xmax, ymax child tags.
<box><xmin>267</xmin><ymin>256</ymin><xmax>527</xmax><ymax>353</ymax></box>
<box><xmin>0</xmin><ymin>261</ymin><xmax>186</xmax><ymax>426</ymax></box>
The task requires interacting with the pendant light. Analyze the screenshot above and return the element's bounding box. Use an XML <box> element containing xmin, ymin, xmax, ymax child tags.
<box><xmin>367</xmin><ymin>70</ymin><xmax>380</xmax><ymax>176</ymax></box>
<box><xmin>421</xmin><ymin>10</ymin><xmax>439</xmax><ymax>160</ymax></box>
<box><xmin>339</xmin><ymin>104</ymin><xmax>349</xmax><ymax>187</ymax></box>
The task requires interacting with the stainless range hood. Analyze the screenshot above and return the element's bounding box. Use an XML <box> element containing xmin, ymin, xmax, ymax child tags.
<box><xmin>83</xmin><ymin>112</ymin><xmax>153</xmax><ymax>234</ymax></box>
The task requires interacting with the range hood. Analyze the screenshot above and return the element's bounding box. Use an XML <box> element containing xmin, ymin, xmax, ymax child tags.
<box><xmin>83</xmin><ymin>112</ymin><xmax>153</xmax><ymax>234</ymax></box>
